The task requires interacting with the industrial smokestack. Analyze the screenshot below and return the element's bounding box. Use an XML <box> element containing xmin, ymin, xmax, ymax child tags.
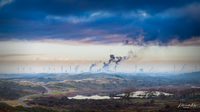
<box><xmin>114</xmin><ymin>65</ymin><xmax>117</xmax><ymax>72</ymax></box>
<box><xmin>174</xmin><ymin>64</ymin><xmax>175</xmax><ymax>73</ymax></box>
<box><xmin>135</xmin><ymin>64</ymin><xmax>137</xmax><ymax>73</ymax></box>
<box><xmin>195</xmin><ymin>65</ymin><xmax>197</xmax><ymax>72</ymax></box>
<box><xmin>29</xmin><ymin>67</ymin><xmax>32</xmax><ymax>73</ymax></box>
<box><xmin>48</xmin><ymin>67</ymin><xmax>51</xmax><ymax>73</ymax></box>
<box><xmin>61</xmin><ymin>66</ymin><xmax>63</xmax><ymax>73</ymax></box>
<box><xmin>181</xmin><ymin>65</ymin><xmax>185</xmax><ymax>73</ymax></box>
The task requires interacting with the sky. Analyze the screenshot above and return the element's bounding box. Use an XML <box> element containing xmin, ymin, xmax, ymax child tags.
<box><xmin>0</xmin><ymin>0</ymin><xmax>200</xmax><ymax>74</ymax></box>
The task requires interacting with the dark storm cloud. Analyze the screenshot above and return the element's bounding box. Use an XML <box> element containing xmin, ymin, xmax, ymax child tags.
<box><xmin>0</xmin><ymin>0</ymin><xmax>200</xmax><ymax>45</ymax></box>
<box><xmin>1</xmin><ymin>0</ymin><xmax>193</xmax><ymax>16</ymax></box>
<box><xmin>141</xmin><ymin>15</ymin><xmax>200</xmax><ymax>44</ymax></box>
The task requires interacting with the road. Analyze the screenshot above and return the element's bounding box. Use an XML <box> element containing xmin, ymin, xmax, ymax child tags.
<box><xmin>18</xmin><ymin>85</ymin><xmax>51</xmax><ymax>108</ymax></box>
<box><xmin>42</xmin><ymin>86</ymin><xmax>51</xmax><ymax>94</ymax></box>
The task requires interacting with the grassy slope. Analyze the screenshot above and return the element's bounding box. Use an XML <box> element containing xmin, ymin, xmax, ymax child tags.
<box><xmin>45</xmin><ymin>73</ymin><xmax>134</xmax><ymax>95</ymax></box>
<box><xmin>0</xmin><ymin>80</ymin><xmax>45</xmax><ymax>100</ymax></box>
<box><xmin>0</xmin><ymin>100</ymin><xmax>21</xmax><ymax>107</ymax></box>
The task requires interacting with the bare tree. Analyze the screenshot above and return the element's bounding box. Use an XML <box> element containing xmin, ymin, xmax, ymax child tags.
<box><xmin>42</xmin><ymin>91</ymin><xmax>45</xmax><ymax>95</ymax></box>
<box><xmin>122</xmin><ymin>88</ymin><xmax>136</xmax><ymax>104</ymax></box>
<box><xmin>146</xmin><ymin>88</ymin><xmax>156</xmax><ymax>99</ymax></box>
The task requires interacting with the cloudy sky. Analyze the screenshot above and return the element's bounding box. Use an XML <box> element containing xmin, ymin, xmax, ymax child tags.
<box><xmin>0</xmin><ymin>0</ymin><xmax>200</xmax><ymax>73</ymax></box>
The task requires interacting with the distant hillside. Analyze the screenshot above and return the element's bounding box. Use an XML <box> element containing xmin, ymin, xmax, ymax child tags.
<box><xmin>0</xmin><ymin>80</ymin><xmax>45</xmax><ymax>100</ymax></box>
<box><xmin>55</xmin><ymin>72</ymin><xmax>124</xmax><ymax>81</ymax></box>
<box><xmin>165</xmin><ymin>72</ymin><xmax>200</xmax><ymax>80</ymax></box>
<box><xmin>0</xmin><ymin>73</ymin><xmax>58</xmax><ymax>79</ymax></box>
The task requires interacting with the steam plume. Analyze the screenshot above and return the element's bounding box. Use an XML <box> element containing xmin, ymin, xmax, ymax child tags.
<box><xmin>89</xmin><ymin>60</ymin><xmax>102</xmax><ymax>72</ymax></box>
<box><xmin>103</xmin><ymin>62</ymin><xmax>110</xmax><ymax>68</ymax></box>
<box><xmin>102</xmin><ymin>50</ymin><xmax>136</xmax><ymax>69</ymax></box>
<box><xmin>90</xmin><ymin>64</ymin><xmax>96</xmax><ymax>72</ymax></box>
<box><xmin>74</xmin><ymin>65</ymin><xmax>79</xmax><ymax>73</ymax></box>
<box><xmin>149</xmin><ymin>67</ymin><xmax>153</xmax><ymax>72</ymax></box>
